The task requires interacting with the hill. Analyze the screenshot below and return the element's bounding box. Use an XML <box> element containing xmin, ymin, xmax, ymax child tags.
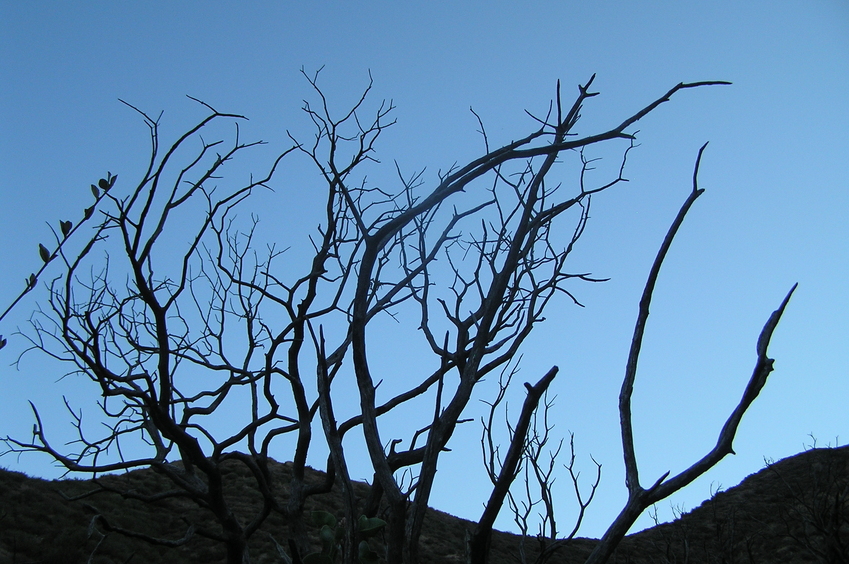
<box><xmin>1</xmin><ymin>446</ymin><xmax>847</xmax><ymax>563</ymax></box>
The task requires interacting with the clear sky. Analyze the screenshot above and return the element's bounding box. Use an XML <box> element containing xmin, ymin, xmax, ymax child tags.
<box><xmin>1</xmin><ymin>2</ymin><xmax>847</xmax><ymax>539</ymax></box>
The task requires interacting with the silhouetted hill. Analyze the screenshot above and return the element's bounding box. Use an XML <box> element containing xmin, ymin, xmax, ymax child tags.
<box><xmin>1</xmin><ymin>446</ymin><xmax>847</xmax><ymax>563</ymax></box>
<box><xmin>612</xmin><ymin>445</ymin><xmax>849</xmax><ymax>563</ymax></box>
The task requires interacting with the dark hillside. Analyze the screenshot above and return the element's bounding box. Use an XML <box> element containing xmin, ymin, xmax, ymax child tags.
<box><xmin>612</xmin><ymin>445</ymin><xmax>849</xmax><ymax>563</ymax></box>
<box><xmin>1</xmin><ymin>446</ymin><xmax>846</xmax><ymax>563</ymax></box>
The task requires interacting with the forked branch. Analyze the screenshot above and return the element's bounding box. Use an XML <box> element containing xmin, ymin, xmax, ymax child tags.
<box><xmin>469</xmin><ymin>366</ymin><xmax>559</xmax><ymax>564</ymax></box>
<box><xmin>586</xmin><ymin>144</ymin><xmax>796</xmax><ymax>564</ymax></box>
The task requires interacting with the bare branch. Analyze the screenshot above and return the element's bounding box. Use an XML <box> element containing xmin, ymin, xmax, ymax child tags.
<box><xmin>585</xmin><ymin>144</ymin><xmax>795</xmax><ymax>564</ymax></box>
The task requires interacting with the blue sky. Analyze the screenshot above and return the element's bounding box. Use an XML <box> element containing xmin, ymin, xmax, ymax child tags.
<box><xmin>1</xmin><ymin>2</ymin><xmax>847</xmax><ymax>539</ymax></box>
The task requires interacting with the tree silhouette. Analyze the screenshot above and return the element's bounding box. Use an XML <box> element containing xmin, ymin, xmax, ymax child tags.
<box><xmin>1</xmin><ymin>71</ymin><xmax>794</xmax><ymax>564</ymax></box>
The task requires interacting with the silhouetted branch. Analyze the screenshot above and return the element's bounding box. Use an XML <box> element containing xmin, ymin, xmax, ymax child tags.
<box><xmin>585</xmin><ymin>145</ymin><xmax>796</xmax><ymax>564</ymax></box>
<box><xmin>85</xmin><ymin>504</ymin><xmax>196</xmax><ymax>547</ymax></box>
<box><xmin>469</xmin><ymin>366</ymin><xmax>558</xmax><ymax>564</ymax></box>
<box><xmin>1</xmin><ymin>71</ymin><xmax>768</xmax><ymax>564</ymax></box>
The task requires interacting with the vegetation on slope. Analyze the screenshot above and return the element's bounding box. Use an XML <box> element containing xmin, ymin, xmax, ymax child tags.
<box><xmin>1</xmin><ymin>446</ymin><xmax>846</xmax><ymax>563</ymax></box>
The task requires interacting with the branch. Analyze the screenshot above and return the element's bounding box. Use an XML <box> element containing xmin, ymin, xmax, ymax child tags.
<box><xmin>86</xmin><ymin>504</ymin><xmax>197</xmax><ymax>547</ymax></box>
<box><xmin>620</xmin><ymin>142</ymin><xmax>708</xmax><ymax>497</ymax></box>
<box><xmin>468</xmin><ymin>366</ymin><xmax>559</xmax><ymax>564</ymax></box>
<box><xmin>585</xmin><ymin>144</ymin><xmax>796</xmax><ymax>564</ymax></box>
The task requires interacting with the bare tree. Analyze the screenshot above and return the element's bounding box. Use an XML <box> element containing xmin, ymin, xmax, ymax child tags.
<box><xmin>474</xmin><ymin>363</ymin><xmax>601</xmax><ymax>564</ymax></box>
<box><xmin>4</xmin><ymin>98</ymin><xmax>305</xmax><ymax>562</ymax></box>
<box><xmin>468</xmin><ymin>143</ymin><xmax>795</xmax><ymax>564</ymax></box>
<box><xmin>1</xmin><ymin>71</ymin><xmax>795</xmax><ymax>564</ymax></box>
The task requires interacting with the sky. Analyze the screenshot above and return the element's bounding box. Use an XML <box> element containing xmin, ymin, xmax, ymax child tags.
<box><xmin>1</xmin><ymin>1</ymin><xmax>847</xmax><ymax>540</ymax></box>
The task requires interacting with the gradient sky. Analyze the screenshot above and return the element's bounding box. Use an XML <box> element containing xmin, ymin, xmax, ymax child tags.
<box><xmin>1</xmin><ymin>2</ymin><xmax>847</xmax><ymax>539</ymax></box>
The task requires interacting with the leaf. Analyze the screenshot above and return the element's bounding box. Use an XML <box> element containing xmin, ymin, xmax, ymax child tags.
<box><xmin>318</xmin><ymin>524</ymin><xmax>335</xmax><ymax>546</ymax></box>
<box><xmin>91</xmin><ymin>184</ymin><xmax>99</xmax><ymax>198</ymax></box>
<box><xmin>27</xmin><ymin>273</ymin><xmax>37</xmax><ymax>289</ymax></box>
<box><xmin>358</xmin><ymin>515</ymin><xmax>386</xmax><ymax>538</ymax></box>
<box><xmin>38</xmin><ymin>243</ymin><xmax>50</xmax><ymax>263</ymax></box>
<box><xmin>311</xmin><ymin>510</ymin><xmax>337</xmax><ymax>529</ymax></box>
<box><xmin>60</xmin><ymin>220</ymin><xmax>72</xmax><ymax>237</ymax></box>
<box><xmin>98</xmin><ymin>178</ymin><xmax>109</xmax><ymax>190</ymax></box>
<box><xmin>108</xmin><ymin>174</ymin><xmax>118</xmax><ymax>188</ymax></box>
<box><xmin>358</xmin><ymin>540</ymin><xmax>381</xmax><ymax>564</ymax></box>
<box><xmin>0</xmin><ymin>336</ymin><xmax>7</xmax><ymax>350</ymax></box>
<box><xmin>84</xmin><ymin>205</ymin><xmax>94</xmax><ymax>220</ymax></box>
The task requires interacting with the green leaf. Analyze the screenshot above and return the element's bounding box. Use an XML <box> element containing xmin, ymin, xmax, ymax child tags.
<box><xmin>38</xmin><ymin>243</ymin><xmax>50</xmax><ymax>263</ymax></box>
<box><xmin>311</xmin><ymin>510</ymin><xmax>337</xmax><ymax>529</ymax></box>
<box><xmin>98</xmin><ymin>178</ymin><xmax>109</xmax><ymax>190</ymax></box>
<box><xmin>84</xmin><ymin>205</ymin><xmax>94</xmax><ymax>220</ymax></box>
<box><xmin>357</xmin><ymin>515</ymin><xmax>386</xmax><ymax>538</ymax></box>
<box><xmin>91</xmin><ymin>184</ymin><xmax>99</xmax><ymax>198</ymax></box>
<box><xmin>108</xmin><ymin>174</ymin><xmax>118</xmax><ymax>188</ymax></box>
<box><xmin>60</xmin><ymin>220</ymin><xmax>72</xmax><ymax>237</ymax></box>
<box><xmin>358</xmin><ymin>540</ymin><xmax>381</xmax><ymax>564</ymax></box>
<box><xmin>0</xmin><ymin>336</ymin><xmax>7</xmax><ymax>350</ymax></box>
<box><xmin>319</xmin><ymin>524</ymin><xmax>335</xmax><ymax>546</ymax></box>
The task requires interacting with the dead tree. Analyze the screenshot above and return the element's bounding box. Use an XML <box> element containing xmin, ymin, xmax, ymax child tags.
<box><xmin>2</xmin><ymin>98</ymin><xmax>309</xmax><ymax>563</ymax></box>
<box><xmin>475</xmin><ymin>363</ymin><xmax>600</xmax><ymax>564</ymax></box>
<box><xmin>1</xmin><ymin>70</ymin><xmax>794</xmax><ymax>564</ymax></box>
<box><xmin>471</xmin><ymin>144</ymin><xmax>795</xmax><ymax>564</ymax></box>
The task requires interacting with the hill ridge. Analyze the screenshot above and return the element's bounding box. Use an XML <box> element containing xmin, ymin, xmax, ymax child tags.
<box><xmin>1</xmin><ymin>446</ymin><xmax>847</xmax><ymax>563</ymax></box>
